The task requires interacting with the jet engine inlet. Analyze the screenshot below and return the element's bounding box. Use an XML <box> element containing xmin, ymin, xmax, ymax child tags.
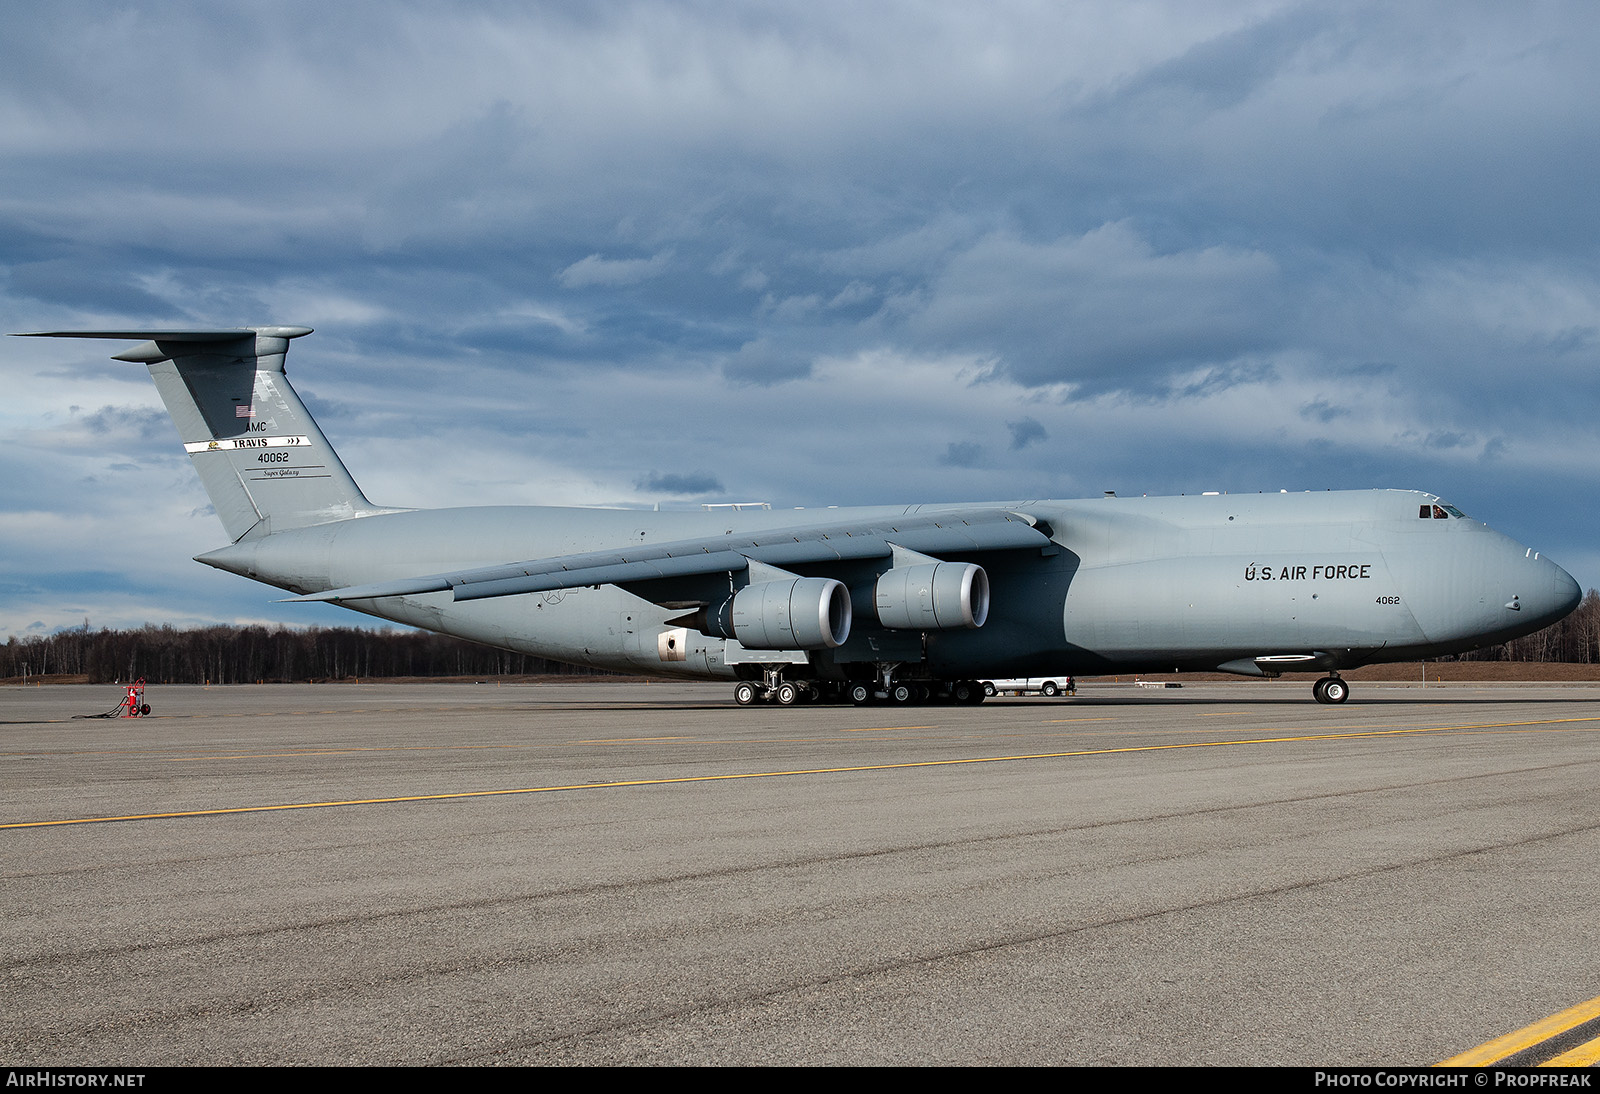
<box><xmin>874</xmin><ymin>562</ymin><xmax>990</xmax><ymax>630</ymax></box>
<box><xmin>730</xmin><ymin>577</ymin><xmax>853</xmax><ymax>649</ymax></box>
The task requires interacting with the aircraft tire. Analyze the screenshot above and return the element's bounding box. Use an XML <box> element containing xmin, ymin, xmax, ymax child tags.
<box><xmin>734</xmin><ymin>681</ymin><xmax>760</xmax><ymax>706</ymax></box>
<box><xmin>890</xmin><ymin>683</ymin><xmax>914</xmax><ymax>704</ymax></box>
<box><xmin>849</xmin><ymin>683</ymin><xmax>873</xmax><ymax>705</ymax></box>
<box><xmin>1040</xmin><ymin>680</ymin><xmax>1059</xmax><ymax>697</ymax></box>
<box><xmin>775</xmin><ymin>682</ymin><xmax>799</xmax><ymax>706</ymax></box>
<box><xmin>951</xmin><ymin>680</ymin><xmax>976</xmax><ymax>704</ymax></box>
<box><xmin>1312</xmin><ymin>676</ymin><xmax>1350</xmax><ymax>704</ymax></box>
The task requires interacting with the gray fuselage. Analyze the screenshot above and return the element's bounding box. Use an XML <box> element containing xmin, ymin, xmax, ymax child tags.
<box><xmin>198</xmin><ymin>488</ymin><xmax>1580</xmax><ymax>681</ymax></box>
<box><xmin>26</xmin><ymin>328</ymin><xmax>1579</xmax><ymax>693</ymax></box>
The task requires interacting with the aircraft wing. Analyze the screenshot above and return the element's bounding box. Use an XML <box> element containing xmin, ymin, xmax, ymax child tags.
<box><xmin>284</xmin><ymin>508</ymin><xmax>1050</xmax><ymax>604</ymax></box>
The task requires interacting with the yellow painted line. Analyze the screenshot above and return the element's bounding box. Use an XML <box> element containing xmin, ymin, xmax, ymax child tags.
<box><xmin>4</xmin><ymin>712</ymin><xmax>1596</xmax><ymax>773</ymax></box>
<box><xmin>1437</xmin><ymin>992</ymin><xmax>1600</xmax><ymax>1066</ymax></box>
<box><xmin>570</xmin><ymin>736</ymin><xmax>689</xmax><ymax>744</ymax></box>
<box><xmin>164</xmin><ymin>744</ymin><xmax>534</xmax><ymax>761</ymax></box>
<box><xmin>2</xmin><ymin>743</ymin><xmax>524</xmax><ymax>760</ymax></box>
<box><xmin>844</xmin><ymin>725</ymin><xmax>935</xmax><ymax>733</ymax></box>
<box><xmin>1542</xmin><ymin>1035</ymin><xmax>1600</xmax><ymax>1067</ymax></box>
<box><xmin>167</xmin><ymin>738</ymin><xmax>688</xmax><ymax>759</ymax></box>
<box><xmin>11</xmin><ymin>716</ymin><xmax>1600</xmax><ymax>831</ymax></box>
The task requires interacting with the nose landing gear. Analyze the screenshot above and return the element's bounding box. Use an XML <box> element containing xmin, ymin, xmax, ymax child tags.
<box><xmin>1312</xmin><ymin>675</ymin><xmax>1349</xmax><ymax>704</ymax></box>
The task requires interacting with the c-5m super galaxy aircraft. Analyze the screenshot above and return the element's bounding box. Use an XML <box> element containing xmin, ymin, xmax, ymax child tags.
<box><xmin>24</xmin><ymin>327</ymin><xmax>1582</xmax><ymax>706</ymax></box>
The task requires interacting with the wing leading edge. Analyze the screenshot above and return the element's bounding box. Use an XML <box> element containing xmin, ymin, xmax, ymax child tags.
<box><xmin>283</xmin><ymin>508</ymin><xmax>1051</xmax><ymax>604</ymax></box>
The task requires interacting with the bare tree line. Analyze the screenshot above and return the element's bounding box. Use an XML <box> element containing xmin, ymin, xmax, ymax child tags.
<box><xmin>1449</xmin><ymin>587</ymin><xmax>1600</xmax><ymax>664</ymax></box>
<box><xmin>4</xmin><ymin>588</ymin><xmax>1596</xmax><ymax>684</ymax></box>
<box><xmin>0</xmin><ymin>624</ymin><xmax>608</xmax><ymax>684</ymax></box>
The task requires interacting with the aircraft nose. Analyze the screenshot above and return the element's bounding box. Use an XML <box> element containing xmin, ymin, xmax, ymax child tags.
<box><xmin>1504</xmin><ymin>540</ymin><xmax>1580</xmax><ymax>626</ymax></box>
<box><xmin>1403</xmin><ymin>530</ymin><xmax>1582</xmax><ymax>649</ymax></box>
<box><xmin>1511</xmin><ymin>549</ymin><xmax>1582</xmax><ymax>629</ymax></box>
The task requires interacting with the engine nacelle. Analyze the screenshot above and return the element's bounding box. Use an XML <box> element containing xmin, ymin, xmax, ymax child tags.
<box><xmin>874</xmin><ymin>562</ymin><xmax>989</xmax><ymax>630</ymax></box>
<box><xmin>726</xmin><ymin>577</ymin><xmax>853</xmax><ymax>649</ymax></box>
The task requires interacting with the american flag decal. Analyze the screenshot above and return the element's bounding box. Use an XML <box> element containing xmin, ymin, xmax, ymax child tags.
<box><xmin>236</xmin><ymin>405</ymin><xmax>255</xmax><ymax>418</ymax></box>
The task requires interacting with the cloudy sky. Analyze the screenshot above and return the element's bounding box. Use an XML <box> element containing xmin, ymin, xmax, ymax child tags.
<box><xmin>3</xmin><ymin>1</ymin><xmax>1597</xmax><ymax>637</ymax></box>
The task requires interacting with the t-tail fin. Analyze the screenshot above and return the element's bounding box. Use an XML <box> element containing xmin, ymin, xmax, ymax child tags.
<box><xmin>20</xmin><ymin>327</ymin><xmax>380</xmax><ymax>541</ymax></box>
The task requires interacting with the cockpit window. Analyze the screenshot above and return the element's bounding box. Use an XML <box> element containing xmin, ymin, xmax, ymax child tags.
<box><xmin>1442</xmin><ymin>504</ymin><xmax>1467</xmax><ymax>519</ymax></box>
<box><xmin>1418</xmin><ymin>502</ymin><xmax>1469</xmax><ymax>519</ymax></box>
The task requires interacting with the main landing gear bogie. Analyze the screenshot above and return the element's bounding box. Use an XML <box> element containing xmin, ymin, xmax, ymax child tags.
<box><xmin>1312</xmin><ymin>675</ymin><xmax>1350</xmax><ymax>704</ymax></box>
<box><xmin>742</xmin><ymin>677</ymin><xmax>989</xmax><ymax>707</ymax></box>
<box><xmin>733</xmin><ymin>675</ymin><xmax>817</xmax><ymax>706</ymax></box>
<box><xmin>735</xmin><ymin>663</ymin><xmax>802</xmax><ymax>706</ymax></box>
<box><xmin>742</xmin><ymin>674</ymin><xmax>1353</xmax><ymax>706</ymax></box>
<box><xmin>848</xmin><ymin>679</ymin><xmax>987</xmax><ymax>706</ymax></box>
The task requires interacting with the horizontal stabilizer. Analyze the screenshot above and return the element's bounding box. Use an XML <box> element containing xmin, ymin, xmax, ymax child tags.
<box><xmin>19</xmin><ymin>328</ymin><xmax>314</xmax><ymax>362</ymax></box>
<box><xmin>19</xmin><ymin>329</ymin><xmax>313</xmax><ymax>338</ymax></box>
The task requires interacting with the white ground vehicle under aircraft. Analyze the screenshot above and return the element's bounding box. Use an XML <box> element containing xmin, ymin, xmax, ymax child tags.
<box><xmin>24</xmin><ymin>328</ymin><xmax>1581</xmax><ymax>706</ymax></box>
